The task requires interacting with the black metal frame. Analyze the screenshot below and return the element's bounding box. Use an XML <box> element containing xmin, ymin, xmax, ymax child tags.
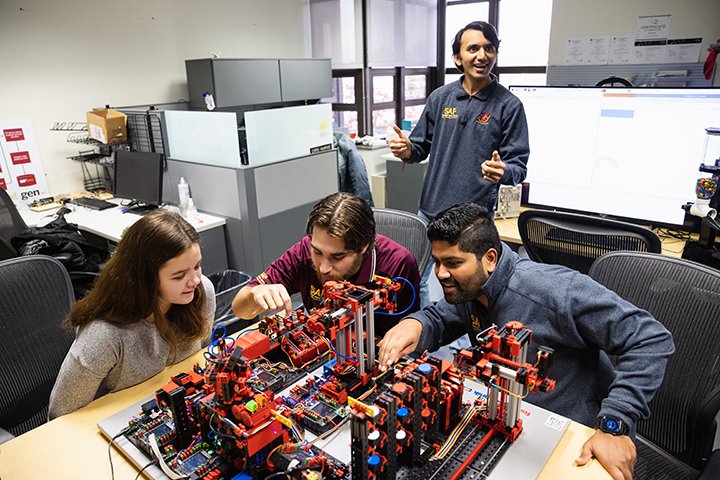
<box><xmin>331</xmin><ymin>0</ymin><xmax>548</xmax><ymax>136</ymax></box>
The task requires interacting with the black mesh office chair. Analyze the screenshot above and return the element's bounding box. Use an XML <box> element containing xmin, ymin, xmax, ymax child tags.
<box><xmin>372</xmin><ymin>207</ymin><xmax>431</xmax><ymax>274</ymax></box>
<box><xmin>518</xmin><ymin>209</ymin><xmax>662</xmax><ymax>274</ymax></box>
<box><xmin>0</xmin><ymin>255</ymin><xmax>76</xmax><ymax>443</ymax></box>
<box><xmin>589</xmin><ymin>252</ymin><xmax>720</xmax><ymax>480</ymax></box>
<box><xmin>595</xmin><ymin>75</ymin><xmax>633</xmax><ymax>87</ymax></box>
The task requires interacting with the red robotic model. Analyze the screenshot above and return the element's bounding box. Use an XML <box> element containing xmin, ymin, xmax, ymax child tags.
<box><xmin>452</xmin><ymin>321</ymin><xmax>556</xmax><ymax>480</ymax></box>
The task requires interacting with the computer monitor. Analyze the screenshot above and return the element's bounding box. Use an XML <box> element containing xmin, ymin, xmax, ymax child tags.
<box><xmin>113</xmin><ymin>151</ymin><xmax>164</xmax><ymax>213</ymax></box>
<box><xmin>509</xmin><ymin>86</ymin><xmax>720</xmax><ymax>230</ymax></box>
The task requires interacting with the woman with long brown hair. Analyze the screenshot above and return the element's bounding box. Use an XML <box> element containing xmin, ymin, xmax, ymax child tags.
<box><xmin>49</xmin><ymin>210</ymin><xmax>215</xmax><ymax>418</ymax></box>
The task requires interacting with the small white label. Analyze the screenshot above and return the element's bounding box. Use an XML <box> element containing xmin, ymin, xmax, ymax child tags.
<box><xmin>89</xmin><ymin>124</ymin><xmax>106</xmax><ymax>143</ymax></box>
<box><xmin>544</xmin><ymin>414</ymin><xmax>568</xmax><ymax>431</ymax></box>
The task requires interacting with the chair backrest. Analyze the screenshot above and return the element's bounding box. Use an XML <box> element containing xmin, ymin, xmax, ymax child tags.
<box><xmin>0</xmin><ymin>187</ymin><xmax>28</xmax><ymax>261</ymax></box>
<box><xmin>589</xmin><ymin>251</ymin><xmax>720</xmax><ymax>469</ymax></box>
<box><xmin>372</xmin><ymin>207</ymin><xmax>431</xmax><ymax>274</ymax></box>
<box><xmin>518</xmin><ymin>209</ymin><xmax>662</xmax><ymax>274</ymax></box>
<box><xmin>0</xmin><ymin>255</ymin><xmax>75</xmax><ymax>436</ymax></box>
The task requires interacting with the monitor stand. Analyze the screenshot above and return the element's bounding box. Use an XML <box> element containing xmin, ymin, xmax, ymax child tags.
<box><xmin>124</xmin><ymin>203</ymin><xmax>159</xmax><ymax>215</ymax></box>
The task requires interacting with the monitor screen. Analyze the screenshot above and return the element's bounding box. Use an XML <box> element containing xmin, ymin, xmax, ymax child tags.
<box><xmin>113</xmin><ymin>151</ymin><xmax>164</xmax><ymax>207</ymax></box>
<box><xmin>509</xmin><ymin>86</ymin><xmax>720</xmax><ymax>229</ymax></box>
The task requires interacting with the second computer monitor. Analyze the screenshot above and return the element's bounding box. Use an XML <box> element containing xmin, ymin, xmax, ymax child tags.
<box><xmin>113</xmin><ymin>151</ymin><xmax>164</xmax><ymax>212</ymax></box>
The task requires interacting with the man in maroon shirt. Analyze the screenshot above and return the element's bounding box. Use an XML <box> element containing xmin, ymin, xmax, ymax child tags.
<box><xmin>232</xmin><ymin>192</ymin><xmax>420</xmax><ymax>335</ymax></box>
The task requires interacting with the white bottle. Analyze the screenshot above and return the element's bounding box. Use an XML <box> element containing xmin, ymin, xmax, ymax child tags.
<box><xmin>178</xmin><ymin>177</ymin><xmax>190</xmax><ymax>216</ymax></box>
<box><xmin>185</xmin><ymin>198</ymin><xmax>198</xmax><ymax>222</ymax></box>
<box><xmin>203</xmin><ymin>92</ymin><xmax>216</xmax><ymax>111</ymax></box>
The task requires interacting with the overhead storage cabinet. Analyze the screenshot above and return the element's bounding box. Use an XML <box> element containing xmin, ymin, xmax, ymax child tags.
<box><xmin>185</xmin><ymin>58</ymin><xmax>331</xmax><ymax>110</ymax></box>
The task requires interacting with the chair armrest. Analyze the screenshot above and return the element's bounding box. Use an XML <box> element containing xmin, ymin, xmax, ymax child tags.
<box><xmin>698</xmin><ymin>449</ymin><xmax>720</xmax><ymax>480</ymax></box>
<box><xmin>0</xmin><ymin>427</ymin><xmax>15</xmax><ymax>445</ymax></box>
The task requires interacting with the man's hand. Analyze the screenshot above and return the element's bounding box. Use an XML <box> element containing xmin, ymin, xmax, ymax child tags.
<box><xmin>575</xmin><ymin>430</ymin><xmax>636</xmax><ymax>480</ymax></box>
<box><xmin>387</xmin><ymin>125</ymin><xmax>412</xmax><ymax>160</ymax></box>
<box><xmin>231</xmin><ymin>283</ymin><xmax>294</xmax><ymax>320</ymax></box>
<box><xmin>250</xmin><ymin>284</ymin><xmax>293</xmax><ymax>313</ymax></box>
<box><xmin>481</xmin><ymin>150</ymin><xmax>505</xmax><ymax>183</ymax></box>
<box><xmin>376</xmin><ymin>318</ymin><xmax>423</xmax><ymax>371</ymax></box>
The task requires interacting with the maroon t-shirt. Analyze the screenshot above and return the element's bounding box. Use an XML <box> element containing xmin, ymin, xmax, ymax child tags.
<box><xmin>248</xmin><ymin>234</ymin><xmax>420</xmax><ymax>335</ymax></box>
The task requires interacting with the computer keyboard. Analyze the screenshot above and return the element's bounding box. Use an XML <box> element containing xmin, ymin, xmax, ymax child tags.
<box><xmin>69</xmin><ymin>196</ymin><xmax>116</xmax><ymax>210</ymax></box>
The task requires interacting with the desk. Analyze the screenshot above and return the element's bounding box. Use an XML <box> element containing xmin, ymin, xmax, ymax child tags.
<box><xmin>19</xmin><ymin>200</ymin><xmax>229</xmax><ymax>274</ymax></box>
<box><xmin>0</xmin><ymin>346</ymin><xmax>611</xmax><ymax>480</ymax></box>
<box><xmin>494</xmin><ymin>215</ymin><xmax>690</xmax><ymax>259</ymax></box>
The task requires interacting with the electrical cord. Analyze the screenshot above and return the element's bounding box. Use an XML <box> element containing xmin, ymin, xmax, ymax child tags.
<box><xmin>108</xmin><ymin>424</ymin><xmax>139</xmax><ymax>480</ymax></box>
<box><xmin>654</xmin><ymin>227</ymin><xmax>692</xmax><ymax>241</ymax></box>
<box><xmin>134</xmin><ymin>459</ymin><xmax>159</xmax><ymax>480</ymax></box>
<box><xmin>375</xmin><ymin>276</ymin><xmax>416</xmax><ymax>317</ymax></box>
<box><xmin>264</xmin><ymin>472</ymin><xmax>290</xmax><ymax>480</ymax></box>
<box><xmin>108</xmin><ymin>432</ymin><xmax>121</xmax><ymax>480</ymax></box>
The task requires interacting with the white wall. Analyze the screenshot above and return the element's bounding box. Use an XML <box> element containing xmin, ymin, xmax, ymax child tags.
<box><xmin>0</xmin><ymin>0</ymin><xmax>309</xmax><ymax>195</ymax></box>
<box><xmin>549</xmin><ymin>0</ymin><xmax>720</xmax><ymax>66</ymax></box>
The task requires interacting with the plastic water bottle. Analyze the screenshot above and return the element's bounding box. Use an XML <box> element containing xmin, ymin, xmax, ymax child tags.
<box><xmin>185</xmin><ymin>198</ymin><xmax>198</xmax><ymax>222</ymax></box>
<box><xmin>203</xmin><ymin>92</ymin><xmax>216</xmax><ymax>111</ymax></box>
<box><xmin>178</xmin><ymin>177</ymin><xmax>190</xmax><ymax>216</ymax></box>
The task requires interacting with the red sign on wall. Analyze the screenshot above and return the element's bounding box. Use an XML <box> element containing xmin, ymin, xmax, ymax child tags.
<box><xmin>10</xmin><ymin>151</ymin><xmax>31</xmax><ymax>164</ymax></box>
<box><xmin>3</xmin><ymin>128</ymin><xmax>25</xmax><ymax>142</ymax></box>
<box><xmin>17</xmin><ymin>174</ymin><xmax>37</xmax><ymax>187</ymax></box>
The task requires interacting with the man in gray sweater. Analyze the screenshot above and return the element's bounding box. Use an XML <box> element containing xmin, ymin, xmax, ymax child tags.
<box><xmin>377</xmin><ymin>203</ymin><xmax>674</xmax><ymax>480</ymax></box>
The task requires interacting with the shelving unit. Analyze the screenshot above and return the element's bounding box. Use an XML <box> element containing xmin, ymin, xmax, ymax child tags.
<box><xmin>50</xmin><ymin>124</ymin><xmax>127</xmax><ymax>192</ymax></box>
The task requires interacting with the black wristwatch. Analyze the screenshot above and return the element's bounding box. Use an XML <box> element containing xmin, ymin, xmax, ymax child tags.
<box><xmin>596</xmin><ymin>416</ymin><xmax>629</xmax><ymax>436</ymax></box>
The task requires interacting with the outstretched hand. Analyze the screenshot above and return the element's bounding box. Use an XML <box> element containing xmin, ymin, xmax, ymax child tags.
<box><xmin>249</xmin><ymin>284</ymin><xmax>293</xmax><ymax>314</ymax></box>
<box><xmin>387</xmin><ymin>125</ymin><xmax>412</xmax><ymax>160</ymax></box>
<box><xmin>481</xmin><ymin>150</ymin><xmax>505</xmax><ymax>183</ymax></box>
<box><xmin>575</xmin><ymin>430</ymin><xmax>636</xmax><ymax>480</ymax></box>
<box><xmin>376</xmin><ymin>318</ymin><xmax>423</xmax><ymax>371</ymax></box>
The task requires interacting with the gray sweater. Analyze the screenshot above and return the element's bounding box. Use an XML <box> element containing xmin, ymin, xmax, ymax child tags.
<box><xmin>48</xmin><ymin>276</ymin><xmax>215</xmax><ymax>419</ymax></box>
<box><xmin>406</xmin><ymin>76</ymin><xmax>530</xmax><ymax>218</ymax></box>
<box><xmin>412</xmin><ymin>244</ymin><xmax>674</xmax><ymax>435</ymax></box>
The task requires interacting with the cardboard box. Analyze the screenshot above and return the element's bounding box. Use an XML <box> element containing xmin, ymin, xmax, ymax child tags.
<box><xmin>86</xmin><ymin>109</ymin><xmax>127</xmax><ymax>144</ymax></box>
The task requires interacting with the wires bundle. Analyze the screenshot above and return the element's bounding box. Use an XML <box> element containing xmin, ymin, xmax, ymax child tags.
<box><xmin>430</xmin><ymin>405</ymin><xmax>482</xmax><ymax>461</ymax></box>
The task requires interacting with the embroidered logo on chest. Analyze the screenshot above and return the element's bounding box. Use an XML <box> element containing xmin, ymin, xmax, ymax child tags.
<box><xmin>310</xmin><ymin>284</ymin><xmax>324</xmax><ymax>302</ymax></box>
<box><xmin>476</xmin><ymin>113</ymin><xmax>492</xmax><ymax>124</ymax></box>
<box><xmin>442</xmin><ymin>107</ymin><xmax>458</xmax><ymax>119</ymax></box>
<box><xmin>471</xmin><ymin>314</ymin><xmax>483</xmax><ymax>332</ymax></box>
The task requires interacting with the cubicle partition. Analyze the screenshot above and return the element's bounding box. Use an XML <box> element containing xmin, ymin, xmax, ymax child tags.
<box><xmin>163</xmin><ymin>150</ymin><xmax>339</xmax><ymax>275</ymax></box>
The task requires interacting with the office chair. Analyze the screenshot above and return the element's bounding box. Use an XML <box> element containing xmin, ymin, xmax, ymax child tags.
<box><xmin>589</xmin><ymin>252</ymin><xmax>720</xmax><ymax>480</ymax></box>
<box><xmin>372</xmin><ymin>207</ymin><xmax>431</xmax><ymax>274</ymax></box>
<box><xmin>518</xmin><ymin>209</ymin><xmax>662</xmax><ymax>274</ymax></box>
<box><xmin>0</xmin><ymin>255</ymin><xmax>76</xmax><ymax>443</ymax></box>
<box><xmin>595</xmin><ymin>75</ymin><xmax>633</xmax><ymax>87</ymax></box>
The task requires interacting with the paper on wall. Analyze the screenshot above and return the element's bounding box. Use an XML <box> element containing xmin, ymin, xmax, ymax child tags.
<box><xmin>0</xmin><ymin>120</ymin><xmax>50</xmax><ymax>205</ymax></box>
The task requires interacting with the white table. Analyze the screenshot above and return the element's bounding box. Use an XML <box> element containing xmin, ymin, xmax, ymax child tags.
<box><xmin>19</xmin><ymin>199</ymin><xmax>229</xmax><ymax>273</ymax></box>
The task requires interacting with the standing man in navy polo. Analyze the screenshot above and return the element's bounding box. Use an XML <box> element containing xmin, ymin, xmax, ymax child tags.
<box><xmin>387</xmin><ymin>20</ymin><xmax>530</xmax><ymax>307</ymax></box>
<box><xmin>232</xmin><ymin>192</ymin><xmax>420</xmax><ymax>335</ymax></box>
